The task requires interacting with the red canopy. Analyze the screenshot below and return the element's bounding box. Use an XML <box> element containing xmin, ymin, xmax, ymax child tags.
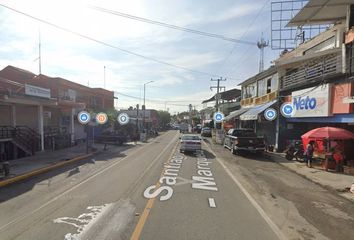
<box><xmin>302</xmin><ymin>127</ymin><xmax>354</xmax><ymax>140</ymax></box>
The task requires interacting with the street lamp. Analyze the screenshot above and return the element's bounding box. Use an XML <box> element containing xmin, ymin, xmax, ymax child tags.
<box><xmin>143</xmin><ymin>81</ymin><xmax>154</xmax><ymax>133</ymax></box>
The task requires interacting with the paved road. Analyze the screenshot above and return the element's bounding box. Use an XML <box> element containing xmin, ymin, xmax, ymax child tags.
<box><xmin>206</xmin><ymin>139</ymin><xmax>354</xmax><ymax>240</ymax></box>
<box><xmin>0</xmin><ymin>130</ymin><xmax>352</xmax><ymax>240</ymax></box>
<box><xmin>0</xmin><ymin>130</ymin><xmax>282</xmax><ymax>240</ymax></box>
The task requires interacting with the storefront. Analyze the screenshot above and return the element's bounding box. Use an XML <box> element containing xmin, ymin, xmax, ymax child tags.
<box><xmin>239</xmin><ymin>100</ymin><xmax>278</xmax><ymax>147</ymax></box>
<box><xmin>278</xmin><ymin>82</ymin><xmax>354</xmax><ymax>151</ymax></box>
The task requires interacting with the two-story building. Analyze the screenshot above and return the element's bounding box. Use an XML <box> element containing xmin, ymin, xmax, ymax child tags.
<box><xmin>0</xmin><ymin>65</ymin><xmax>115</xmax><ymax>159</ymax></box>
<box><xmin>235</xmin><ymin>66</ymin><xmax>279</xmax><ymax>148</ymax></box>
<box><xmin>274</xmin><ymin>0</ymin><xmax>354</xmax><ymax>151</ymax></box>
<box><xmin>201</xmin><ymin>88</ymin><xmax>241</xmax><ymax>129</ymax></box>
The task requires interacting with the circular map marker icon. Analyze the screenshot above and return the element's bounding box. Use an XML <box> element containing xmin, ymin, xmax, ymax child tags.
<box><xmin>118</xmin><ymin>113</ymin><xmax>130</xmax><ymax>125</ymax></box>
<box><xmin>214</xmin><ymin>112</ymin><xmax>224</xmax><ymax>122</ymax></box>
<box><xmin>78</xmin><ymin>111</ymin><xmax>91</xmax><ymax>124</ymax></box>
<box><xmin>264</xmin><ymin>108</ymin><xmax>277</xmax><ymax>121</ymax></box>
<box><xmin>280</xmin><ymin>103</ymin><xmax>295</xmax><ymax>118</ymax></box>
<box><xmin>96</xmin><ymin>112</ymin><xmax>108</xmax><ymax>125</ymax></box>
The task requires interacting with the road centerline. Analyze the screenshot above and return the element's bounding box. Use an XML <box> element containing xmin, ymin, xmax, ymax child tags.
<box><xmin>130</xmin><ymin>136</ymin><xmax>180</xmax><ymax>240</ymax></box>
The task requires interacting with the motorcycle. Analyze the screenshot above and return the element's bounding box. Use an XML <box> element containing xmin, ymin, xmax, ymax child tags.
<box><xmin>285</xmin><ymin>141</ymin><xmax>305</xmax><ymax>161</ymax></box>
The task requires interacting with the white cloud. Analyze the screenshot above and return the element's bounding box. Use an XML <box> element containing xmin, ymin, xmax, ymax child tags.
<box><xmin>0</xmin><ymin>0</ymin><xmax>275</xmax><ymax>113</ymax></box>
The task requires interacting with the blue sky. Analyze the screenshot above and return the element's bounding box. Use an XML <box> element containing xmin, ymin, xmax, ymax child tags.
<box><xmin>0</xmin><ymin>0</ymin><xmax>281</xmax><ymax>113</ymax></box>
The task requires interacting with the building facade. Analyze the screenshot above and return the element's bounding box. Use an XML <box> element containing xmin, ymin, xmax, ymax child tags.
<box><xmin>0</xmin><ymin>65</ymin><xmax>114</xmax><ymax>159</ymax></box>
<box><xmin>274</xmin><ymin>1</ymin><xmax>354</xmax><ymax>152</ymax></box>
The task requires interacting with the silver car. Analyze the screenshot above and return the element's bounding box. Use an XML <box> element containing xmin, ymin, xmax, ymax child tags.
<box><xmin>180</xmin><ymin>134</ymin><xmax>202</xmax><ymax>153</ymax></box>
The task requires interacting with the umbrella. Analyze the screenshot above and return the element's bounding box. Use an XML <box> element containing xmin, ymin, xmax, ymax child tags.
<box><xmin>301</xmin><ymin>127</ymin><xmax>354</xmax><ymax>140</ymax></box>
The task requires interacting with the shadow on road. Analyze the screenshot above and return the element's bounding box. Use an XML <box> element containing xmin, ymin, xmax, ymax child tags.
<box><xmin>202</xmin><ymin>149</ymin><xmax>216</xmax><ymax>159</ymax></box>
<box><xmin>0</xmin><ymin>145</ymin><xmax>132</xmax><ymax>203</ymax></box>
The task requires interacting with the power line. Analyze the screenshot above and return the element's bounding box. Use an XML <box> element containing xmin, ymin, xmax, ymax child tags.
<box><xmin>90</xmin><ymin>5</ymin><xmax>256</xmax><ymax>45</ymax></box>
<box><xmin>115</xmin><ymin>92</ymin><xmax>201</xmax><ymax>106</ymax></box>
<box><xmin>0</xmin><ymin>3</ymin><xmax>226</xmax><ymax>79</ymax></box>
<box><xmin>215</xmin><ymin>0</ymin><xmax>270</xmax><ymax>75</ymax></box>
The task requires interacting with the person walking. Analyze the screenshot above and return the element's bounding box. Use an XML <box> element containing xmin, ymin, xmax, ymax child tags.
<box><xmin>306</xmin><ymin>141</ymin><xmax>315</xmax><ymax>168</ymax></box>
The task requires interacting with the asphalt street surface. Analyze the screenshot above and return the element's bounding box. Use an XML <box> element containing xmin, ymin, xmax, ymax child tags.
<box><xmin>0</xmin><ymin>130</ymin><xmax>353</xmax><ymax>240</ymax></box>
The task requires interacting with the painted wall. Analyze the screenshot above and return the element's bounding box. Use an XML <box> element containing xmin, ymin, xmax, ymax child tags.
<box><xmin>332</xmin><ymin>82</ymin><xmax>354</xmax><ymax>114</ymax></box>
<box><xmin>0</xmin><ymin>105</ymin><xmax>11</xmax><ymax>125</ymax></box>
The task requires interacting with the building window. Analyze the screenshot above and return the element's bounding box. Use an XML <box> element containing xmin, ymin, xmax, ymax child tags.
<box><xmin>243</xmin><ymin>83</ymin><xmax>257</xmax><ymax>99</ymax></box>
<box><xmin>258</xmin><ymin>79</ymin><xmax>267</xmax><ymax>97</ymax></box>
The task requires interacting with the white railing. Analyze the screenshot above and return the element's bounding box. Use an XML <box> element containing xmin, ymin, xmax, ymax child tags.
<box><xmin>282</xmin><ymin>53</ymin><xmax>342</xmax><ymax>89</ymax></box>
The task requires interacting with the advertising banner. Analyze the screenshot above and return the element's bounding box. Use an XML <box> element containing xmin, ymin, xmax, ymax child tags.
<box><xmin>290</xmin><ymin>84</ymin><xmax>331</xmax><ymax>118</ymax></box>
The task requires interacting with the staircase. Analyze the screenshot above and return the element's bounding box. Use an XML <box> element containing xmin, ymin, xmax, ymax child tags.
<box><xmin>0</xmin><ymin>126</ymin><xmax>40</xmax><ymax>156</ymax></box>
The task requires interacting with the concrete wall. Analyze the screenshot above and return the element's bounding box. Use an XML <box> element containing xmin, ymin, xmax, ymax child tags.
<box><xmin>16</xmin><ymin>105</ymin><xmax>38</xmax><ymax>130</ymax></box>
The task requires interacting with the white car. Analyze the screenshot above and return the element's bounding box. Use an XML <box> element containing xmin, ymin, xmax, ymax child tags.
<box><xmin>180</xmin><ymin>134</ymin><xmax>202</xmax><ymax>153</ymax></box>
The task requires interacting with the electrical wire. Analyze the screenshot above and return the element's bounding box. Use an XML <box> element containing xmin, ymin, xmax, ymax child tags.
<box><xmin>89</xmin><ymin>5</ymin><xmax>256</xmax><ymax>45</ymax></box>
<box><xmin>0</xmin><ymin>3</ymin><xmax>227</xmax><ymax>79</ymax></box>
<box><xmin>115</xmin><ymin>92</ymin><xmax>201</xmax><ymax>107</ymax></box>
<box><xmin>215</xmin><ymin>0</ymin><xmax>270</xmax><ymax>75</ymax></box>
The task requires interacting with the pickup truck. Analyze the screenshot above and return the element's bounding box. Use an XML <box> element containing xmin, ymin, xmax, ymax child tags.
<box><xmin>223</xmin><ymin>128</ymin><xmax>265</xmax><ymax>155</ymax></box>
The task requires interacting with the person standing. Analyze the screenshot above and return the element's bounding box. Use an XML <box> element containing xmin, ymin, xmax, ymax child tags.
<box><xmin>306</xmin><ymin>141</ymin><xmax>315</xmax><ymax>168</ymax></box>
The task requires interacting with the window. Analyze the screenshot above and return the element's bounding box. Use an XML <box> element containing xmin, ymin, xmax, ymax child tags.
<box><xmin>243</xmin><ymin>82</ymin><xmax>257</xmax><ymax>99</ymax></box>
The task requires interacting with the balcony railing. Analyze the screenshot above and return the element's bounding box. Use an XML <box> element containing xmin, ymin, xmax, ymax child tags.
<box><xmin>281</xmin><ymin>53</ymin><xmax>343</xmax><ymax>90</ymax></box>
<box><xmin>240</xmin><ymin>97</ymin><xmax>254</xmax><ymax>107</ymax></box>
<box><xmin>241</xmin><ymin>91</ymin><xmax>278</xmax><ymax>107</ymax></box>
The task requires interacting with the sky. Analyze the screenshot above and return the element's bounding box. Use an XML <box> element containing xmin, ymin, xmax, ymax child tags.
<box><xmin>0</xmin><ymin>0</ymin><xmax>283</xmax><ymax>114</ymax></box>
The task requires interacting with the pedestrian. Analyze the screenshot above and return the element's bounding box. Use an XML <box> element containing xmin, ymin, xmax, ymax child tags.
<box><xmin>134</xmin><ymin>130</ymin><xmax>139</xmax><ymax>145</ymax></box>
<box><xmin>332</xmin><ymin>147</ymin><xmax>344</xmax><ymax>172</ymax></box>
<box><xmin>306</xmin><ymin>141</ymin><xmax>315</xmax><ymax>168</ymax></box>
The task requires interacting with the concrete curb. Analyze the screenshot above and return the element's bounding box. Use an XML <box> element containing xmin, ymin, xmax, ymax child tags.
<box><xmin>0</xmin><ymin>153</ymin><xmax>93</xmax><ymax>188</ymax></box>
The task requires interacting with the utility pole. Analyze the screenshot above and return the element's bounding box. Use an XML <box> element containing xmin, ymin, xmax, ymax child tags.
<box><xmin>103</xmin><ymin>66</ymin><xmax>106</xmax><ymax>89</ymax></box>
<box><xmin>38</xmin><ymin>29</ymin><xmax>42</xmax><ymax>75</ymax></box>
<box><xmin>210</xmin><ymin>78</ymin><xmax>226</xmax><ymax>112</ymax></box>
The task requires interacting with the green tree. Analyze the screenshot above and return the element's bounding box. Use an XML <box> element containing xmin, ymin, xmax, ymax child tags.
<box><xmin>157</xmin><ymin>111</ymin><xmax>171</xmax><ymax>129</ymax></box>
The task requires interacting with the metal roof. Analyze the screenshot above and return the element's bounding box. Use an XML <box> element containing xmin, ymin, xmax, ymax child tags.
<box><xmin>202</xmin><ymin>88</ymin><xmax>241</xmax><ymax>104</ymax></box>
<box><xmin>287</xmin><ymin>0</ymin><xmax>354</xmax><ymax>27</ymax></box>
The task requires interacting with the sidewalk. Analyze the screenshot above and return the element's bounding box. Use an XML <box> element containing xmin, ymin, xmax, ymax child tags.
<box><xmin>265</xmin><ymin>151</ymin><xmax>354</xmax><ymax>202</ymax></box>
<box><xmin>0</xmin><ymin>136</ymin><xmax>154</xmax><ymax>187</ymax></box>
<box><xmin>0</xmin><ymin>143</ymin><xmax>105</xmax><ymax>187</ymax></box>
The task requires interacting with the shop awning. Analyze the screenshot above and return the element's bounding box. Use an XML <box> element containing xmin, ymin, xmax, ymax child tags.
<box><xmin>286</xmin><ymin>114</ymin><xmax>354</xmax><ymax>123</ymax></box>
<box><xmin>240</xmin><ymin>100</ymin><xmax>277</xmax><ymax>121</ymax></box>
<box><xmin>224</xmin><ymin>108</ymin><xmax>250</xmax><ymax>121</ymax></box>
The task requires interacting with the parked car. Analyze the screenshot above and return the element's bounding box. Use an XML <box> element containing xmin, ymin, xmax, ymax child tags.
<box><xmin>223</xmin><ymin>128</ymin><xmax>265</xmax><ymax>155</ymax></box>
<box><xmin>201</xmin><ymin>127</ymin><xmax>212</xmax><ymax>137</ymax></box>
<box><xmin>193</xmin><ymin>124</ymin><xmax>202</xmax><ymax>133</ymax></box>
<box><xmin>180</xmin><ymin>134</ymin><xmax>202</xmax><ymax>153</ymax></box>
<box><xmin>95</xmin><ymin>131</ymin><xmax>127</xmax><ymax>146</ymax></box>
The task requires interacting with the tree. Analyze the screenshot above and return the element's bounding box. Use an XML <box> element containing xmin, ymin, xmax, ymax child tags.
<box><xmin>157</xmin><ymin>111</ymin><xmax>171</xmax><ymax>129</ymax></box>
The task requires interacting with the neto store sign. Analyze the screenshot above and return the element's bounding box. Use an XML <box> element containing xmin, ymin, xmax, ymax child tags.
<box><xmin>290</xmin><ymin>84</ymin><xmax>331</xmax><ymax>118</ymax></box>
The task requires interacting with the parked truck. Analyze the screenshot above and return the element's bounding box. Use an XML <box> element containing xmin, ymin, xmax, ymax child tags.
<box><xmin>223</xmin><ymin>128</ymin><xmax>266</xmax><ymax>155</ymax></box>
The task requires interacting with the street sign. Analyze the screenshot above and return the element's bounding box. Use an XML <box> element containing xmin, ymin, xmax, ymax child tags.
<box><xmin>264</xmin><ymin>108</ymin><xmax>277</xmax><ymax>121</ymax></box>
<box><xmin>77</xmin><ymin>111</ymin><xmax>91</xmax><ymax>124</ymax></box>
<box><xmin>96</xmin><ymin>112</ymin><xmax>108</xmax><ymax>125</ymax></box>
<box><xmin>214</xmin><ymin>112</ymin><xmax>224</xmax><ymax>122</ymax></box>
<box><xmin>118</xmin><ymin>113</ymin><xmax>130</xmax><ymax>125</ymax></box>
<box><xmin>280</xmin><ymin>102</ymin><xmax>295</xmax><ymax>118</ymax></box>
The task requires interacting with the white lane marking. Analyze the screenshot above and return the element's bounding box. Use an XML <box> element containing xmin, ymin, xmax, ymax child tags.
<box><xmin>0</xmin><ymin>131</ymin><xmax>179</xmax><ymax>232</ymax></box>
<box><xmin>208</xmin><ymin>198</ymin><xmax>216</xmax><ymax>208</ymax></box>
<box><xmin>204</xmin><ymin>144</ymin><xmax>287</xmax><ymax>240</ymax></box>
<box><xmin>54</xmin><ymin>204</ymin><xmax>112</xmax><ymax>240</ymax></box>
